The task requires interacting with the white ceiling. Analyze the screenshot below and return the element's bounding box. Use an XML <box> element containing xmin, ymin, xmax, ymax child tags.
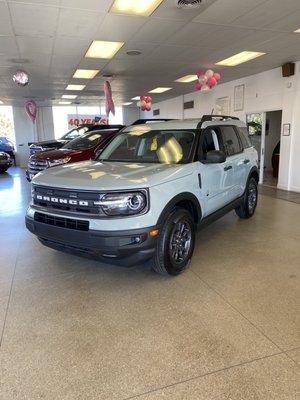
<box><xmin>0</xmin><ymin>0</ymin><xmax>300</xmax><ymax>106</ymax></box>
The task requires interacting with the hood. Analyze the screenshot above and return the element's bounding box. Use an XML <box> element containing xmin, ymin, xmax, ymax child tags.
<box><xmin>30</xmin><ymin>139</ymin><xmax>66</xmax><ymax>147</ymax></box>
<box><xmin>32</xmin><ymin>160</ymin><xmax>193</xmax><ymax>190</ymax></box>
<box><xmin>31</xmin><ymin>148</ymin><xmax>81</xmax><ymax>161</ymax></box>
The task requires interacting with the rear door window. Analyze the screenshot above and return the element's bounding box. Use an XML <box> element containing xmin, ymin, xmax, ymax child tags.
<box><xmin>237</xmin><ymin>126</ymin><xmax>252</xmax><ymax>149</ymax></box>
<box><xmin>220</xmin><ymin>126</ymin><xmax>242</xmax><ymax>156</ymax></box>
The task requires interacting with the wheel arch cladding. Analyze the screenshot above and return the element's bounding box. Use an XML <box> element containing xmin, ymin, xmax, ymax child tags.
<box><xmin>157</xmin><ymin>192</ymin><xmax>202</xmax><ymax>226</ymax></box>
<box><xmin>249</xmin><ymin>167</ymin><xmax>259</xmax><ymax>183</ymax></box>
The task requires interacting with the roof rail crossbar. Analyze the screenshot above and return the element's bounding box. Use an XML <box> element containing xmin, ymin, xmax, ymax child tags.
<box><xmin>197</xmin><ymin>115</ymin><xmax>239</xmax><ymax>129</ymax></box>
<box><xmin>131</xmin><ymin>119</ymin><xmax>175</xmax><ymax>125</ymax></box>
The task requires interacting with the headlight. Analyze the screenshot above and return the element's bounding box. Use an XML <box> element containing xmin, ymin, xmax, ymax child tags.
<box><xmin>97</xmin><ymin>191</ymin><xmax>148</xmax><ymax>216</ymax></box>
<box><xmin>48</xmin><ymin>157</ymin><xmax>71</xmax><ymax>167</ymax></box>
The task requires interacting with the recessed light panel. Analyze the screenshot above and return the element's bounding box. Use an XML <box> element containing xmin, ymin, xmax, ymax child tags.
<box><xmin>175</xmin><ymin>75</ymin><xmax>198</xmax><ymax>83</ymax></box>
<box><xmin>131</xmin><ymin>96</ymin><xmax>140</xmax><ymax>100</ymax></box>
<box><xmin>73</xmin><ymin>69</ymin><xmax>99</xmax><ymax>79</ymax></box>
<box><xmin>59</xmin><ymin>101</ymin><xmax>72</xmax><ymax>105</ymax></box>
<box><xmin>66</xmin><ymin>85</ymin><xmax>86</xmax><ymax>91</ymax></box>
<box><xmin>110</xmin><ymin>0</ymin><xmax>164</xmax><ymax>16</ymax></box>
<box><xmin>149</xmin><ymin>87</ymin><xmax>172</xmax><ymax>93</ymax></box>
<box><xmin>123</xmin><ymin>102</ymin><xmax>133</xmax><ymax>105</ymax></box>
<box><xmin>294</xmin><ymin>28</ymin><xmax>300</xmax><ymax>33</ymax></box>
<box><xmin>216</xmin><ymin>51</ymin><xmax>266</xmax><ymax>66</ymax></box>
<box><xmin>62</xmin><ymin>95</ymin><xmax>77</xmax><ymax>99</ymax></box>
<box><xmin>85</xmin><ymin>40</ymin><xmax>124</xmax><ymax>59</ymax></box>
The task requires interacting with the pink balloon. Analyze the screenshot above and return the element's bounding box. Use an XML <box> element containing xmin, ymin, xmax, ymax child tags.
<box><xmin>104</xmin><ymin>81</ymin><xmax>115</xmax><ymax>117</ymax></box>
<box><xmin>198</xmin><ymin>75</ymin><xmax>208</xmax><ymax>85</ymax></box>
<box><xmin>201</xmin><ymin>84</ymin><xmax>210</xmax><ymax>91</ymax></box>
<box><xmin>141</xmin><ymin>106</ymin><xmax>147</xmax><ymax>112</ymax></box>
<box><xmin>196</xmin><ymin>69</ymin><xmax>206</xmax><ymax>78</ymax></box>
<box><xmin>25</xmin><ymin>100</ymin><xmax>37</xmax><ymax>123</ymax></box>
<box><xmin>195</xmin><ymin>82</ymin><xmax>202</xmax><ymax>91</ymax></box>
<box><xmin>141</xmin><ymin>100</ymin><xmax>146</xmax><ymax>108</ymax></box>
<box><xmin>213</xmin><ymin>72</ymin><xmax>221</xmax><ymax>81</ymax></box>
<box><xmin>207</xmin><ymin>77</ymin><xmax>217</xmax><ymax>88</ymax></box>
<box><xmin>205</xmin><ymin>69</ymin><xmax>214</xmax><ymax>79</ymax></box>
<box><xmin>146</xmin><ymin>103</ymin><xmax>151</xmax><ymax>111</ymax></box>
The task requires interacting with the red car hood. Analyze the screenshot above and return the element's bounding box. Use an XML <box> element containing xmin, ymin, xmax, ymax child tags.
<box><xmin>30</xmin><ymin>148</ymin><xmax>82</xmax><ymax>161</ymax></box>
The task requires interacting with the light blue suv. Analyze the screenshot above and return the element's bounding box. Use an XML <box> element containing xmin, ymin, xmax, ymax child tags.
<box><xmin>26</xmin><ymin>115</ymin><xmax>259</xmax><ymax>276</ymax></box>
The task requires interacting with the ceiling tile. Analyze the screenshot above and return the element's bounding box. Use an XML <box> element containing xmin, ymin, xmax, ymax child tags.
<box><xmin>0</xmin><ymin>36</ymin><xmax>19</xmax><ymax>56</ymax></box>
<box><xmin>16</xmin><ymin>36</ymin><xmax>54</xmax><ymax>55</ymax></box>
<box><xmin>56</xmin><ymin>8</ymin><xmax>105</xmax><ymax>38</ymax></box>
<box><xmin>61</xmin><ymin>0</ymin><xmax>112</xmax><ymax>12</ymax></box>
<box><xmin>164</xmin><ymin>22</ymin><xmax>216</xmax><ymax>46</ymax></box>
<box><xmin>0</xmin><ymin>2</ymin><xmax>13</xmax><ymax>36</ymax></box>
<box><xmin>152</xmin><ymin>0</ymin><xmax>218</xmax><ymax>21</ymax></box>
<box><xmin>9</xmin><ymin>3</ymin><xmax>59</xmax><ymax>36</ymax></box>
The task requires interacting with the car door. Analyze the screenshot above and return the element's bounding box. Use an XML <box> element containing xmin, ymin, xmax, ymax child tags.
<box><xmin>220</xmin><ymin>125</ymin><xmax>244</xmax><ymax>200</ymax></box>
<box><xmin>198</xmin><ymin>126</ymin><xmax>233</xmax><ymax>216</ymax></box>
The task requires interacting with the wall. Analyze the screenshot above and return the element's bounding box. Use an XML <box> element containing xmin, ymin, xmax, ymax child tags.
<box><xmin>123</xmin><ymin>107</ymin><xmax>140</xmax><ymax>126</ymax></box>
<box><xmin>141</xmin><ymin>63</ymin><xmax>300</xmax><ymax>192</ymax></box>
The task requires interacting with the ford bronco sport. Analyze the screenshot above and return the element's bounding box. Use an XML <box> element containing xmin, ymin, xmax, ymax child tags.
<box><xmin>26</xmin><ymin>116</ymin><xmax>259</xmax><ymax>276</ymax></box>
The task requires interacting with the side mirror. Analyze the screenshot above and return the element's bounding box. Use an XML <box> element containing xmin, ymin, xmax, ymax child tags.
<box><xmin>202</xmin><ymin>150</ymin><xmax>226</xmax><ymax>164</ymax></box>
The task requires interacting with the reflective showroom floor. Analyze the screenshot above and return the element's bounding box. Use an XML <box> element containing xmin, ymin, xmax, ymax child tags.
<box><xmin>0</xmin><ymin>168</ymin><xmax>299</xmax><ymax>400</ymax></box>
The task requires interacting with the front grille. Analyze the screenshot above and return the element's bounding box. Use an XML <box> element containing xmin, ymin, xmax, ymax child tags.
<box><xmin>30</xmin><ymin>146</ymin><xmax>44</xmax><ymax>156</ymax></box>
<box><xmin>34</xmin><ymin>212</ymin><xmax>89</xmax><ymax>231</ymax></box>
<box><xmin>28</xmin><ymin>159</ymin><xmax>48</xmax><ymax>173</ymax></box>
<box><xmin>32</xmin><ymin>185</ymin><xmax>104</xmax><ymax>216</ymax></box>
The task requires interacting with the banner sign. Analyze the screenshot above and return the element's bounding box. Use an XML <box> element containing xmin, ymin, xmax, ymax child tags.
<box><xmin>67</xmin><ymin>114</ymin><xmax>108</xmax><ymax>129</ymax></box>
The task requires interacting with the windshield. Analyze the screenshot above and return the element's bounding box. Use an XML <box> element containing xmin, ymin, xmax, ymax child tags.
<box><xmin>61</xmin><ymin>126</ymin><xmax>89</xmax><ymax>141</ymax></box>
<box><xmin>62</xmin><ymin>131</ymin><xmax>104</xmax><ymax>150</ymax></box>
<box><xmin>99</xmin><ymin>127</ymin><xmax>196</xmax><ymax>164</ymax></box>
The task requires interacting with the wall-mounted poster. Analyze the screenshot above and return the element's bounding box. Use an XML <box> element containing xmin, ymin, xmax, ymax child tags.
<box><xmin>234</xmin><ymin>84</ymin><xmax>245</xmax><ymax>111</ymax></box>
<box><xmin>215</xmin><ymin>96</ymin><xmax>231</xmax><ymax>115</ymax></box>
<box><xmin>67</xmin><ymin>114</ymin><xmax>108</xmax><ymax>129</ymax></box>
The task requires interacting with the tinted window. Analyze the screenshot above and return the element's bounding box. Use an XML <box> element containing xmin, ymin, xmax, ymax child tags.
<box><xmin>238</xmin><ymin>127</ymin><xmax>252</xmax><ymax>149</ymax></box>
<box><xmin>221</xmin><ymin>126</ymin><xmax>242</xmax><ymax>156</ymax></box>
<box><xmin>63</xmin><ymin>131</ymin><xmax>105</xmax><ymax>150</ymax></box>
<box><xmin>200</xmin><ymin>127</ymin><xmax>224</xmax><ymax>160</ymax></box>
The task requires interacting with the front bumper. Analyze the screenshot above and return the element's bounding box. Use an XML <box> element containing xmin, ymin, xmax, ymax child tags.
<box><xmin>25</xmin><ymin>214</ymin><xmax>157</xmax><ymax>266</ymax></box>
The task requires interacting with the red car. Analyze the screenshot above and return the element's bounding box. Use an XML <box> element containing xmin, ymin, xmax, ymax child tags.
<box><xmin>26</xmin><ymin>128</ymin><xmax>121</xmax><ymax>181</ymax></box>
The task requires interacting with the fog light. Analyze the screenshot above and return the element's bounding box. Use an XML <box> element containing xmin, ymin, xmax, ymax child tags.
<box><xmin>149</xmin><ymin>229</ymin><xmax>159</xmax><ymax>237</ymax></box>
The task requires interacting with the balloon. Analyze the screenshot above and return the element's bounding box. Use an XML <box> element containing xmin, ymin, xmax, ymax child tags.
<box><xmin>25</xmin><ymin>100</ymin><xmax>37</xmax><ymax>123</ymax></box>
<box><xmin>141</xmin><ymin>100</ymin><xmax>146</xmax><ymax>108</ymax></box>
<box><xmin>196</xmin><ymin>69</ymin><xmax>205</xmax><ymax>78</ymax></box>
<box><xmin>213</xmin><ymin>72</ymin><xmax>221</xmax><ymax>81</ymax></box>
<box><xmin>205</xmin><ymin>69</ymin><xmax>214</xmax><ymax>79</ymax></box>
<box><xmin>141</xmin><ymin>106</ymin><xmax>146</xmax><ymax>112</ymax></box>
<box><xmin>198</xmin><ymin>75</ymin><xmax>208</xmax><ymax>85</ymax></box>
<box><xmin>201</xmin><ymin>84</ymin><xmax>210</xmax><ymax>91</ymax></box>
<box><xmin>207</xmin><ymin>77</ymin><xmax>217</xmax><ymax>88</ymax></box>
<box><xmin>146</xmin><ymin>103</ymin><xmax>151</xmax><ymax>111</ymax></box>
<box><xmin>103</xmin><ymin>81</ymin><xmax>115</xmax><ymax>117</ymax></box>
<box><xmin>13</xmin><ymin>70</ymin><xmax>29</xmax><ymax>86</ymax></box>
<box><xmin>195</xmin><ymin>82</ymin><xmax>202</xmax><ymax>91</ymax></box>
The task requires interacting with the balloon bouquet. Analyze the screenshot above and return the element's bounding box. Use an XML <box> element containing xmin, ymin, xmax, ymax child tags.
<box><xmin>137</xmin><ymin>96</ymin><xmax>152</xmax><ymax>112</ymax></box>
<box><xmin>195</xmin><ymin>69</ymin><xmax>221</xmax><ymax>92</ymax></box>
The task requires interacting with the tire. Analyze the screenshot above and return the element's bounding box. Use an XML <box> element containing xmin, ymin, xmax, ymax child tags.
<box><xmin>235</xmin><ymin>177</ymin><xmax>258</xmax><ymax>219</ymax></box>
<box><xmin>152</xmin><ymin>207</ymin><xmax>195</xmax><ymax>276</ymax></box>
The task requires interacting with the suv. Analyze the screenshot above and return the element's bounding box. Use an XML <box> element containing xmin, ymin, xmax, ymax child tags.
<box><xmin>25</xmin><ymin>116</ymin><xmax>259</xmax><ymax>276</ymax></box>
<box><xmin>26</xmin><ymin>128</ymin><xmax>121</xmax><ymax>181</ymax></box>
<box><xmin>28</xmin><ymin>124</ymin><xmax>124</xmax><ymax>155</ymax></box>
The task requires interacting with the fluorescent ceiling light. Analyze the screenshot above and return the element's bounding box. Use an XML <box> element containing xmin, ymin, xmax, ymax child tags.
<box><xmin>62</xmin><ymin>94</ymin><xmax>77</xmax><ymax>99</ymax></box>
<box><xmin>294</xmin><ymin>28</ymin><xmax>300</xmax><ymax>33</ymax></box>
<box><xmin>0</xmin><ymin>100</ymin><xmax>3</xmax><ymax>104</ymax></box>
<box><xmin>66</xmin><ymin>84</ymin><xmax>86</xmax><ymax>91</ymax></box>
<box><xmin>175</xmin><ymin>75</ymin><xmax>198</xmax><ymax>83</ymax></box>
<box><xmin>123</xmin><ymin>102</ymin><xmax>133</xmax><ymax>105</ymax></box>
<box><xmin>216</xmin><ymin>51</ymin><xmax>266</xmax><ymax>66</ymax></box>
<box><xmin>131</xmin><ymin>96</ymin><xmax>140</xmax><ymax>100</ymax></box>
<box><xmin>149</xmin><ymin>87</ymin><xmax>172</xmax><ymax>93</ymax></box>
<box><xmin>110</xmin><ymin>0</ymin><xmax>164</xmax><ymax>16</ymax></box>
<box><xmin>85</xmin><ymin>40</ymin><xmax>124</xmax><ymax>59</ymax></box>
<box><xmin>59</xmin><ymin>101</ymin><xmax>72</xmax><ymax>105</ymax></box>
<box><xmin>73</xmin><ymin>69</ymin><xmax>99</xmax><ymax>79</ymax></box>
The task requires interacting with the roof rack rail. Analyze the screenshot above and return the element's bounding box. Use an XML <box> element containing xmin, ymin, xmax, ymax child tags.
<box><xmin>197</xmin><ymin>115</ymin><xmax>239</xmax><ymax>129</ymax></box>
<box><xmin>131</xmin><ymin>118</ymin><xmax>175</xmax><ymax>125</ymax></box>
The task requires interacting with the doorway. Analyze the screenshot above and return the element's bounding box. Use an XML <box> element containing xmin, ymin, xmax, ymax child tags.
<box><xmin>246</xmin><ymin>110</ymin><xmax>282</xmax><ymax>188</ymax></box>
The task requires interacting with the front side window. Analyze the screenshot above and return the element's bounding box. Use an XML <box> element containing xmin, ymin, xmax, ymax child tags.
<box><xmin>99</xmin><ymin>128</ymin><xmax>195</xmax><ymax>164</ymax></box>
<box><xmin>62</xmin><ymin>131</ymin><xmax>104</xmax><ymax>150</ymax></box>
<box><xmin>221</xmin><ymin>126</ymin><xmax>242</xmax><ymax>156</ymax></box>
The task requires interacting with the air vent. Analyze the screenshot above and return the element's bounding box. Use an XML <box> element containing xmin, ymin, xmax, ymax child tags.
<box><xmin>153</xmin><ymin>109</ymin><xmax>160</xmax><ymax>116</ymax></box>
<box><xmin>176</xmin><ymin>0</ymin><xmax>204</xmax><ymax>9</ymax></box>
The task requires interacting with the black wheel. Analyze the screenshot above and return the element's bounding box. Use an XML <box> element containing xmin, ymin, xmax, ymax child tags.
<box><xmin>235</xmin><ymin>177</ymin><xmax>258</xmax><ymax>219</ymax></box>
<box><xmin>152</xmin><ymin>207</ymin><xmax>195</xmax><ymax>276</ymax></box>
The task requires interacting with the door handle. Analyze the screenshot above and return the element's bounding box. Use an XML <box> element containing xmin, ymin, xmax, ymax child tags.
<box><xmin>243</xmin><ymin>159</ymin><xmax>250</xmax><ymax>164</ymax></box>
<box><xmin>224</xmin><ymin>165</ymin><xmax>233</xmax><ymax>171</ymax></box>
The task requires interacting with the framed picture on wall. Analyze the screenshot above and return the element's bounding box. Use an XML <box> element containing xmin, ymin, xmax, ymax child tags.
<box><xmin>234</xmin><ymin>84</ymin><xmax>245</xmax><ymax>111</ymax></box>
<box><xmin>215</xmin><ymin>96</ymin><xmax>231</xmax><ymax>115</ymax></box>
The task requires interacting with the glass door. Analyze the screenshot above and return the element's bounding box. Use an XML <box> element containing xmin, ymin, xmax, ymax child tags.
<box><xmin>246</xmin><ymin>112</ymin><xmax>266</xmax><ymax>184</ymax></box>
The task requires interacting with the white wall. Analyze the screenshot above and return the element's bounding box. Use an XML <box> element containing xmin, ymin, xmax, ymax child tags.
<box><xmin>123</xmin><ymin>107</ymin><xmax>140</xmax><ymax>126</ymax></box>
<box><xmin>141</xmin><ymin>63</ymin><xmax>300</xmax><ymax>192</ymax></box>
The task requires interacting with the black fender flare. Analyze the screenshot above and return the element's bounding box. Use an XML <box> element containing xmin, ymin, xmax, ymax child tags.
<box><xmin>156</xmin><ymin>192</ymin><xmax>202</xmax><ymax>226</ymax></box>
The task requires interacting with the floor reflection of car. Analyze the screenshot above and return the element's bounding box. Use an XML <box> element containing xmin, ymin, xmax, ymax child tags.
<box><xmin>28</xmin><ymin>124</ymin><xmax>124</xmax><ymax>155</ymax></box>
<box><xmin>26</xmin><ymin>128</ymin><xmax>121</xmax><ymax>181</ymax></box>
<box><xmin>0</xmin><ymin>151</ymin><xmax>13</xmax><ymax>173</ymax></box>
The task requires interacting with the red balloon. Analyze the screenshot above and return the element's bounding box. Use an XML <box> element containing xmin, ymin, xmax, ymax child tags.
<box><xmin>195</xmin><ymin>82</ymin><xmax>202</xmax><ymax>91</ymax></box>
<box><xmin>207</xmin><ymin>77</ymin><xmax>217</xmax><ymax>88</ymax></box>
<box><xmin>146</xmin><ymin>96</ymin><xmax>152</xmax><ymax>103</ymax></box>
<box><xmin>196</xmin><ymin>69</ymin><xmax>205</xmax><ymax>78</ymax></box>
<box><xmin>213</xmin><ymin>72</ymin><xmax>221</xmax><ymax>81</ymax></box>
<box><xmin>141</xmin><ymin>106</ymin><xmax>147</xmax><ymax>112</ymax></box>
<box><xmin>146</xmin><ymin>103</ymin><xmax>151</xmax><ymax>111</ymax></box>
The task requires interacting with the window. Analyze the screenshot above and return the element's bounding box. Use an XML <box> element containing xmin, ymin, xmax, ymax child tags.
<box><xmin>62</xmin><ymin>132</ymin><xmax>104</xmax><ymax>150</ymax></box>
<box><xmin>238</xmin><ymin>127</ymin><xmax>252</xmax><ymax>149</ymax></box>
<box><xmin>99</xmin><ymin>129</ymin><xmax>196</xmax><ymax>164</ymax></box>
<box><xmin>200</xmin><ymin>127</ymin><xmax>223</xmax><ymax>160</ymax></box>
<box><xmin>221</xmin><ymin>126</ymin><xmax>242</xmax><ymax>156</ymax></box>
<box><xmin>0</xmin><ymin>106</ymin><xmax>16</xmax><ymax>145</ymax></box>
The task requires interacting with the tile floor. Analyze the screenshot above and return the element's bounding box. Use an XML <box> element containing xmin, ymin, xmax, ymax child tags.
<box><xmin>0</xmin><ymin>168</ymin><xmax>299</xmax><ymax>400</ymax></box>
